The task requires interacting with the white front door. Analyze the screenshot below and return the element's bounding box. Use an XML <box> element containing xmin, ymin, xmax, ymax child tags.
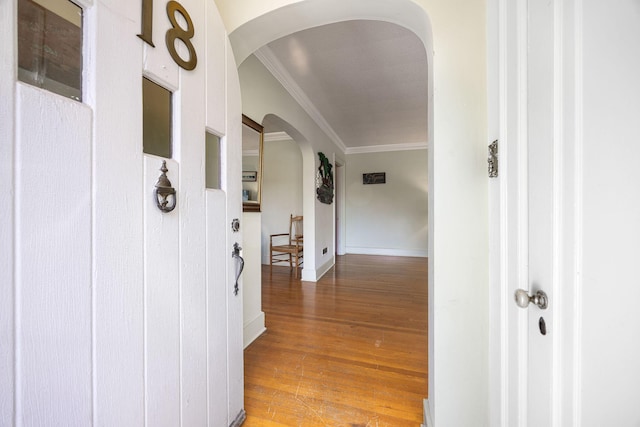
<box><xmin>143</xmin><ymin>156</ymin><xmax>181</xmax><ymax>425</ymax></box>
<box><xmin>1</xmin><ymin>0</ymin><xmax>245</xmax><ymax>424</ymax></box>
<box><xmin>493</xmin><ymin>0</ymin><xmax>640</xmax><ymax>425</ymax></box>
<box><xmin>140</xmin><ymin>5</ymin><xmax>245</xmax><ymax>424</ymax></box>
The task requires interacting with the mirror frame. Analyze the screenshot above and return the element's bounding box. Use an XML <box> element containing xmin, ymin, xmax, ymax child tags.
<box><xmin>242</xmin><ymin>114</ymin><xmax>264</xmax><ymax>212</ymax></box>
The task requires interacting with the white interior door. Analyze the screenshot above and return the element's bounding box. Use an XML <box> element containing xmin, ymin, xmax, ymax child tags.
<box><xmin>522</xmin><ymin>1</ymin><xmax>554</xmax><ymax>424</ymax></box>
<box><xmin>496</xmin><ymin>0</ymin><xmax>640</xmax><ymax>426</ymax></box>
<box><xmin>494</xmin><ymin>0</ymin><xmax>571</xmax><ymax>425</ymax></box>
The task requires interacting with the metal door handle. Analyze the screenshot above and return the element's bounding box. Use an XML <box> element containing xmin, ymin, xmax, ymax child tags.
<box><xmin>232</xmin><ymin>243</ymin><xmax>244</xmax><ymax>296</ymax></box>
<box><xmin>514</xmin><ymin>289</ymin><xmax>548</xmax><ymax>310</ymax></box>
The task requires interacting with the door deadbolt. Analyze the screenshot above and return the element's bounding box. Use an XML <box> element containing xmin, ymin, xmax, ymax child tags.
<box><xmin>514</xmin><ymin>289</ymin><xmax>548</xmax><ymax>310</ymax></box>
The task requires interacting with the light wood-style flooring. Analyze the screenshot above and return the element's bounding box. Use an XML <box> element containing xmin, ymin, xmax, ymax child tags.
<box><xmin>243</xmin><ymin>254</ymin><xmax>428</xmax><ymax>426</ymax></box>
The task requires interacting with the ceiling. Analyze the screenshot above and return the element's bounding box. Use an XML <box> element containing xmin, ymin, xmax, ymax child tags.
<box><xmin>255</xmin><ymin>20</ymin><xmax>429</xmax><ymax>153</ymax></box>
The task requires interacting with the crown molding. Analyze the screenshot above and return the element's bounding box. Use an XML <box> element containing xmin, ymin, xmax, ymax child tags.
<box><xmin>254</xmin><ymin>46</ymin><xmax>348</xmax><ymax>153</ymax></box>
<box><xmin>264</xmin><ymin>131</ymin><xmax>293</xmax><ymax>142</ymax></box>
<box><xmin>345</xmin><ymin>142</ymin><xmax>428</xmax><ymax>155</ymax></box>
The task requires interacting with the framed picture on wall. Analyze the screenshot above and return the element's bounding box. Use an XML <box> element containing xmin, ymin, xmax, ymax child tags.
<box><xmin>363</xmin><ymin>172</ymin><xmax>386</xmax><ymax>184</ymax></box>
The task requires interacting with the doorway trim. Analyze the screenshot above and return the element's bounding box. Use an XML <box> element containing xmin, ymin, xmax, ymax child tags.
<box><xmin>334</xmin><ymin>160</ymin><xmax>346</xmax><ymax>256</ymax></box>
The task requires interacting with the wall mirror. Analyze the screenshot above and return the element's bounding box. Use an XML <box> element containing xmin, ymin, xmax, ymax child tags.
<box><xmin>242</xmin><ymin>114</ymin><xmax>264</xmax><ymax>212</ymax></box>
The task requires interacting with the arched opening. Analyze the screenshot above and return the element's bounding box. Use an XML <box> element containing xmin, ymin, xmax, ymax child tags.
<box><xmin>235</xmin><ymin>0</ymin><xmax>433</xmax><ymax>282</ymax></box>
<box><xmin>260</xmin><ymin>114</ymin><xmax>308</xmax><ymax>271</ymax></box>
<box><xmin>230</xmin><ymin>1</ymin><xmax>450</xmax><ymax>424</ymax></box>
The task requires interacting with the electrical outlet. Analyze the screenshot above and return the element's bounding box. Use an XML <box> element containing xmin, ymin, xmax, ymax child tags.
<box><xmin>322</xmin><ymin>247</ymin><xmax>327</xmax><ymax>254</ymax></box>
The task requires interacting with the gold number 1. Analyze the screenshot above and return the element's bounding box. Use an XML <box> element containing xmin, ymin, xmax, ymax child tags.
<box><xmin>138</xmin><ymin>0</ymin><xmax>197</xmax><ymax>71</ymax></box>
<box><xmin>138</xmin><ymin>0</ymin><xmax>155</xmax><ymax>46</ymax></box>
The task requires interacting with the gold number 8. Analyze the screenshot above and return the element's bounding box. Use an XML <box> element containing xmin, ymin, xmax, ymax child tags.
<box><xmin>165</xmin><ymin>1</ymin><xmax>197</xmax><ymax>70</ymax></box>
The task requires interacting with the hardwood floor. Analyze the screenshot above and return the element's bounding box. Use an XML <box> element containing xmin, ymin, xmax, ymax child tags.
<box><xmin>243</xmin><ymin>254</ymin><xmax>428</xmax><ymax>426</ymax></box>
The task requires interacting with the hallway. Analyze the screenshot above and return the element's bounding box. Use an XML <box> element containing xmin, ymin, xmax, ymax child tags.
<box><xmin>244</xmin><ymin>255</ymin><xmax>428</xmax><ymax>426</ymax></box>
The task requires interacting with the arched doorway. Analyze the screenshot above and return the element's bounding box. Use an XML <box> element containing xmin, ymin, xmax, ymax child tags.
<box><xmin>228</xmin><ymin>0</ymin><xmax>490</xmax><ymax>424</ymax></box>
<box><xmin>261</xmin><ymin>114</ymin><xmax>308</xmax><ymax>271</ymax></box>
<box><xmin>232</xmin><ymin>0</ymin><xmax>435</xmax><ymax>396</ymax></box>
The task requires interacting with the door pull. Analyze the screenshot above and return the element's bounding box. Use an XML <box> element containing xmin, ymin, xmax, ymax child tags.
<box><xmin>232</xmin><ymin>242</ymin><xmax>244</xmax><ymax>296</ymax></box>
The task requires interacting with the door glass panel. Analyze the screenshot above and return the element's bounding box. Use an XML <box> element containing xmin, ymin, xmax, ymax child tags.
<box><xmin>18</xmin><ymin>0</ymin><xmax>83</xmax><ymax>101</ymax></box>
<box><xmin>142</xmin><ymin>77</ymin><xmax>173</xmax><ymax>158</ymax></box>
<box><xmin>205</xmin><ymin>132</ymin><xmax>221</xmax><ymax>189</ymax></box>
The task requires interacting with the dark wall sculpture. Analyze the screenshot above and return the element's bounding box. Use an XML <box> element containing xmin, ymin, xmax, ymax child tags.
<box><xmin>316</xmin><ymin>152</ymin><xmax>334</xmax><ymax>204</ymax></box>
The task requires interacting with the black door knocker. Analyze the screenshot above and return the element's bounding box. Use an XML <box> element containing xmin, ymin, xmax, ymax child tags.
<box><xmin>154</xmin><ymin>160</ymin><xmax>177</xmax><ymax>213</ymax></box>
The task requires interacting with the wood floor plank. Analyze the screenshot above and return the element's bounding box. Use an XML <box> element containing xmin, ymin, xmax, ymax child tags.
<box><xmin>244</xmin><ymin>254</ymin><xmax>428</xmax><ymax>426</ymax></box>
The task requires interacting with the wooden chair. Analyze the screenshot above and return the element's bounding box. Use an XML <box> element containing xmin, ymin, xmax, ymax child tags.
<box><xmin>270</xmin><ymin>214</ymin><xmax>303</xmax><ymax>278</ymax></box>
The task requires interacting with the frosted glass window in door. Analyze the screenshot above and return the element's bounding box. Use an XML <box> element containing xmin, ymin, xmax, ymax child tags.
<box><xmin>206</xmin><ymin>132</ymin><xmax>221</xmax><ymax>189</ymax></box>
<box><xmin>18</xmin><ymin>0</ymin><xmax>83</xmax><ymax>101</ymax></box>
<box><xmin>142</xmin><ymin>77</ymin><xmax>173</xmax><ymax>158</ymax></box>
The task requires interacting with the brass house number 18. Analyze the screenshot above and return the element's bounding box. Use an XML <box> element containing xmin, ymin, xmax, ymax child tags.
<box><xmin>138</xmin><ymin>0</ymin><xmax>197</xmax><ymax>70</ymax></box>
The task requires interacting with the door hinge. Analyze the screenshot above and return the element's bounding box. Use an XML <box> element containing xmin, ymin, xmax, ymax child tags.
<box><xmin>488</xmin><ymin>140</ymin><xmax>498</xmax><ymax>178</ymax></box>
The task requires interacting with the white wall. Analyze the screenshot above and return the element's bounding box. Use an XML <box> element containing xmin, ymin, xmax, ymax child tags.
<box><xmin>243</xmin><ymin>135</ymin><xmax>301</xmax><ymax>348</ymax></box>
<box><xmin>345</xmin><ymin>150</ymin><xmax>428</xmax><ymax>257</ymax></box>
<box><xmin>242</xmin><ymin>212</ymin><xmax>266</xmax><ymax>348</ymax></box>
<box><xmin>261</xmin><ymin>136</ymin><xmax>303</xmax><ymax>264</ymax></box>
<box><xmin>419</xmin><ymin>2</ymin><xmax>488</xmax><ymax>425</ymax></box>
<box><xmin>238</xmin><ymin>55</ymin><xmax>344</xmax><ymax>281</ymax></box>
<box><xmin>581</xmin><ymin>2</ymin><xmax>640</xmax><ymax>422</ymax></box>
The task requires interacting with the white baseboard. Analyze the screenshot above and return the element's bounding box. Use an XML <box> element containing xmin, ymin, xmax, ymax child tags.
<box><xmin>300</xmin><ymin>256</ymin><xmax>335</xmax><ymax>282</ymax></box>
<box><xmin>243</xmin><ymin>312</ymin><xmax>266</xmax><ymax>349</ymax></box>
<box><xmin>423</xmin><ymin>399</ymin><xmax>434</xmax><ymax>427</ymax></box>
<box><xmin>301</xmin><ymin>267</ymin><xmax>315</xmax><ymax>282</ymax></box>
<box><xmin>346</xmin><ymin>247</ymin><xmax>429</xmax><ymax>258</ymax></box>
<box><xmin>315</xmin><ymin>256</ymin><xmax>335</xmax><ymax>280</ymax></box>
